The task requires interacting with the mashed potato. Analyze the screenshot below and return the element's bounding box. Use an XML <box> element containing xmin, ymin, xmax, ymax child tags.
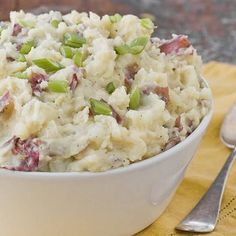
<box><xmin>0</xmin><ymin>11</ymin><xmax>211</xmax><ymax>172</ymax></box>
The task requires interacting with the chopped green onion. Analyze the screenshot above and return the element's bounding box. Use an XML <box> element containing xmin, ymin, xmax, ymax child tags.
<box><xmin>18</xmin><ymin>19</ymin><xmax>35</xmax><ymax>28</ymax></box>
<box><xmin>109</xmin><ymin>14</ymin><xmax>122</xmax><ymax>23</ymax></box>
<box><xmin>0</xmin><ymin>27</ymin><xmax>3</xmax><ymax>36</ymax></box>
<box><xmin>140</xmin><ymin>18</ymin><xmax>154</xmax><ymax>29</ymax></box>
<box><xmin>60</xmin><ymin>45</ymin><xmax>74</xmax><ymax>59</ymax></box>
<box><xmin>64</xmin><ymin>32</ymin><xmax>86</xmax><ymax>48</ymax></box>
<box><xmin>73</xmin><ymin>51</ymin><xmax>83</xmax><ymax>67</ymax></box>
<box><xmin>51</xmin><ymin>19</ymin><xmax>60</xmax><ymax>28</ymax></box>
<box><xmin>129</xmin><ymin>36</ymin><xmax>148</xmax><ymax>55</ymax></box>
<box><xmin>115</xmin><ymin>37</ymin><xmax>149</xmax><ymax>55</ymax></box>
<box><xmin>12</xmin><ymin>72</ymin><xmax>28</xmax><ymax>79</ymax></box>
<box><xmin>106</xmin><ymin>82</ymin><xmax>115</xmax><ymax>94</ymax></box>
<box><xmin>48</xmin><ymin>80</ymin><xmax>68</xmax><ymax>93</ymax></box>
<box><xmin>114</xmin><ymin>44</ymin><xmax>130</xmax><ymax>55</ymax></box>
<box><xmin>33</xmin><ymin>58</ymin><xmax>64</xmax><ymax>73</ymax></box>
<box><xmin>140</xmin><ymin>13</ymin><xmax>156</xmax><ymax>22</ymax></box>
<box><xmin>16</xmin><ymin>54</ymin><xmax>26</xmax><ymax>62</ymax></box>
<box><xmin>89</xmin><ymin>98</ymin><xmax>112</xmax><ymax>116</ymax></box>
<box><xmin>129</xmin><ymin>88</ymin><xmax>141</xmax><ymax>110</ymax></box>
<box><xmin>20</xmin><ymin>40</ymin><xmax>35</xmax><ymax>54</ymax></box>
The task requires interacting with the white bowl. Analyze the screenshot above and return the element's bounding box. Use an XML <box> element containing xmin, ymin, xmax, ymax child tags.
<box><xmin>0</xmin><ymin>91</ymin><xmax>213</xmax><ymax>236</ymax></box>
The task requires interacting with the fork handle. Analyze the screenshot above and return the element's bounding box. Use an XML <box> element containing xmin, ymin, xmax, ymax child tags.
<box><xmin>176</xmin><ymin>147</ymin><xmax>236</xmax><ymax>233</ymax></box>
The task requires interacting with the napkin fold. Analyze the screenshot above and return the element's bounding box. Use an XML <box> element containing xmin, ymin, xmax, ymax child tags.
<box><xmin>137</xmin><ymin>62</ymin><xmax>236</xmax><ymax>236</ymax></box>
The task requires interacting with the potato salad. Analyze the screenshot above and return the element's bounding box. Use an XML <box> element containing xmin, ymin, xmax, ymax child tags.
<box><xmin>0</xmin><ymin>11</ymin><xmax>211</xmax><ymax>172</ymax></box>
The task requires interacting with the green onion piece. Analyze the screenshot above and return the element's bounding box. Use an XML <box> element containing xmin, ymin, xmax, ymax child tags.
<box><xmin>20</xmin><ymin>41</ymin><xmax>35</xmax><ymax>54</ymax></box>
<box><xmin>115</xmin><ymin>37</ymin><xmax>149</xmax><ymax>55</ymax></box>
<box><xmin>33</xmin><ymin>58</ymin><xmax>64</xmax><ymax>73</ymax></box>
<box><xmin>140</xmin><ymin>13</ymin><xmax>156</xmax><ymax>21</ymax></box>
<box><xmin>109</xmin><ymin>13</ymin><xmax>122</xmax><ymax>23</ymax></box>
<box><xmin>106</xmin><ymin>82</ymin><xmax>115</xmax><ymax>94</ymax></box>
<box><xmin>18</xmin><ymin>19</ymin><xmax>35</xmax><ymax>28</ymax></box>
<box><xmin>129</xmin><ymin>36</ymin><xmax>148</xmax><ymax>55</ymax></box>
<box><xmin>114</xmin><ymin>44</ymin><xmax>130</xmax><ymax>55</ymax></box>
<box><xmin>129</xmin><ymin>88</ymin><xmax>141</xmax><ymax>110</ymax></box>
<box><xmin>0</xmin><ymin>27</ymin><xmax>3</xmax><ymax>36</ymax></box>
<box><xmin>60</xmin><ymin>45</ymin><xmax>74</xmax><ymax>59</ymax></box>
<box><xmin>51</xmin><ymin>19</ymin><xmax>60</xmax><ymax>28</ymax></box>
<box><xmin>74</xmin><ymin>51</ymin><xmax>83</xmax><ymax>67</ymax></box>
<box><xmin>12</xmin><ymin>72</ymin><xmax>28</xmax><ymax>79</ymax></box>
<box><xmin>140</xmin><ymin>18</ymin><xmax>154</xmax><ymax>29</ymax></box>
<box><xmin>16</xmin><ymin>54</ymin><xmax>26</xmax><ymax>62</ymax></box>
<box><xmin>48</xmin><ymin>80</ymin><xmax>68</xmax><ymax>93</ymax></box>
<box><xmin>89</xmin><ymin>98</ymin><xmax>112</xmax><ymax>116</ymax></box>
<box><xmin>64</xmin><ymin>32</ymin><xmax>86</xmax><ymax>48</ymax></box>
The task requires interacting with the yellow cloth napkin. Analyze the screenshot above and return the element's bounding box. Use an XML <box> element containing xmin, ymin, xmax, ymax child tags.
<box><xmin>136</xmin><ymin>62</ymin><xmax>236</xmax><ymax>236</ymax></box>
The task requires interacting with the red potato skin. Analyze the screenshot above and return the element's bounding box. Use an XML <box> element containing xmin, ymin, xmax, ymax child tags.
<box><xmin>159</xmin><ymin>35</ymin><xmax>190</xmax><ymax>54</ymax></box>
<box><xmin>70</xmin><ymin>73</ymin><xmax>79</xmax><ymax>91</ymax></box>
<box><xmin>30</xmin><ymin>73</ymin><xmax>48</xmax><ymax>95</ymax></box>
<box><xmin>12</xmin><ymin>23</ymin><xmax>22</xmax><ymax>36</ymax></box>
<box><xmin>2</xmin><ymin>137</ymin><xmax>40</xmax><ymax>171</ymax></box>
<box><xmin>142</xmin><ymin>86</ymin><xmax>169</xmax><ymax>104</ymax></box>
